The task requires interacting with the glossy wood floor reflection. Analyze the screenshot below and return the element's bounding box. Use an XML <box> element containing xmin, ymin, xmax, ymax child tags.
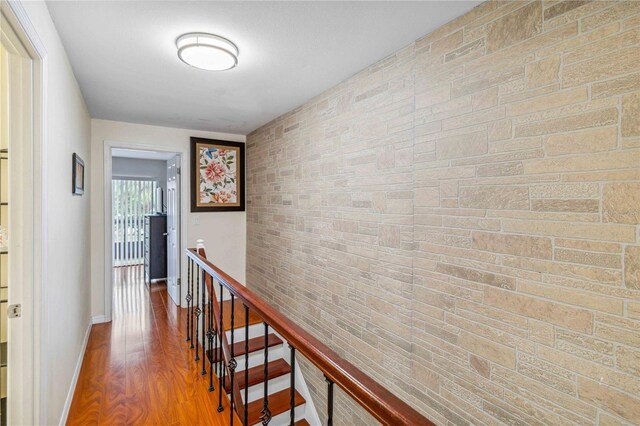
<box><xmin>67</xmin><ymin>265</ymin><xmax>238</xmax><ymax>426</ymax></box>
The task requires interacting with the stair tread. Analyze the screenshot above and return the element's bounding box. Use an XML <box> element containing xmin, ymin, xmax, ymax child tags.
<box><xmin>247</xmin><ymin>388</ymin><xmax>305</xmax><ymax>425</ymax></box>
<box><xmin>225</xmin><ymin>359</ymin><xmax>291</xmax><ymax>393</ymax></box>
<box><xmin>221</xmin><ymin>300</ymin><xmax>262</xmax><ymax>331</ymax></box>
<box><xmin>295</xmin><ymin>420</ymin><xmax>310</xmax><ymax>426</ymax></box>
<box><xmin>206</xmin><ymin>333</ymin><xmax>283</xmax><ymax>364</ymax></box>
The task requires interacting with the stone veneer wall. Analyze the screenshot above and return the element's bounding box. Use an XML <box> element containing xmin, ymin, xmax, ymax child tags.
<box><xmin>246</xmin><ymin>1</ymin><xmax>640</xmax><ymax>425</ymax></box>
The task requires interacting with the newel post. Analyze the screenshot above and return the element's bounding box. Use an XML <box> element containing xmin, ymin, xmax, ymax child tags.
<box><xmin>196</xmin><ymin>238</ymin><xmax>206</xmax><ymax>256</ymax></box>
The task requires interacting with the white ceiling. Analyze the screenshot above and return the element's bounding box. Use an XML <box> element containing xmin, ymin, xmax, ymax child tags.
<box><xmin>47</xmin><ymin>1</ymin><xmax>481</xmax><ymax>135</ymax></box>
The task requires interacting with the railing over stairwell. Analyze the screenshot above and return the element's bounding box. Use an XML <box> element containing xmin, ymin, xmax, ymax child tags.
<box><xmin>185</xmin><ymin>244</ymin><xmax>435</xmax><ymax>426</ymax></box>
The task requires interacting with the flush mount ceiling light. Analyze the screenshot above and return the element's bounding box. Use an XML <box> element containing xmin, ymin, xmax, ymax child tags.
<box><xmin>176</xmin><ymin>32</ymin><xmax>239</xmax><ymax>71</ymax></box>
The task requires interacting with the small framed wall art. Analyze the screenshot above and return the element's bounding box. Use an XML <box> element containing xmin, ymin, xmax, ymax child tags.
<box><xmin>190</xmin><ymin>137</ymin><xmax>245</xmax><ymax>212</ymax></box>
<box><xmin>72</xmin><ymin>153</ymin><xmax>85</xmax><ymax>195</ymax></box>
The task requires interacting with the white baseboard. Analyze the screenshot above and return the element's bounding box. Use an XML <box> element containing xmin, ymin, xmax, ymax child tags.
<box><xmin>58</xmin><ymin>320</ymin><xmax>92</xmax><ymax>426</ymax></box>
<box><xmin>91</xmin><ymin>315</ymin><xmax>110</xmax><ymax>324</ymax></box>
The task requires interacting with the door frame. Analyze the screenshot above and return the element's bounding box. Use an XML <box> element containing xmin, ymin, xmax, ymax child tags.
<box><xmin>0</xmin><ymin>1</ymin><xmax>46</xmax><ymax>424</ymax></box>
<box><xmin>103</xmin><ymin>141</ymin><xmax>185</xmax><ymax>322</ymax></box>
<box><xmin>165</xmin><ymin>155</ymin><xmax>181</xmax><ymax>305</ymax></box>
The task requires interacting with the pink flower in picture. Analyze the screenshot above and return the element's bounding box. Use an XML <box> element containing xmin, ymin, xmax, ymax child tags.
<box><xmin>216</xmin><ymin>149</ymin><xmax>229</xmax><ymax>157</ymax></box>
<box><xmin>205</xmin><ymin>162</ymin><xmax>226</xmax><ymax>183</ymax></box>
<box><xmin>213</xmin><ymin>190</ymin><xmax>231</xmax><ymax>203</ymax></box>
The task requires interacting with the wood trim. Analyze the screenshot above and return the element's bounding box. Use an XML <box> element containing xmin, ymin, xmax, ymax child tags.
<box><xmin>187</xmin><ymin>248</ymin><xmax>435</xmax><ymax>426</ymax></box>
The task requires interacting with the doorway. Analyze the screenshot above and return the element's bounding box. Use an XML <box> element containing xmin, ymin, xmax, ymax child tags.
<box><xmin>108</xmin><ymin>149</ymin><xmax>182</xmax><ymax>312</ymax></box>
<box><xmin>0</xmin><ymin>4</ymin><xmax>43</xmax><ymax>424</ymax></box>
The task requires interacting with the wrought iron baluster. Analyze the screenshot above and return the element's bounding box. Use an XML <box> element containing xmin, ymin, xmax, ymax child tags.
<box><xmin>195</xmin><ymin>265</ymin><xmax>201</xmax><ymax>360</ymax></box>
<box><xmin>217</xmin><ymin>293</ymin><xmax>222</xmax><ymax>380</ymax></box>
<box><xmin>201</xmin><ymin>268</ymin><xmax>207</xmax><ymax>375</ymax></box>
<box><xmin>186</xmin><ymin>258</ymin><xmax>192</xmax><ymax>342</ymax></box>
<box><xmin>290</xmin><ymin>346</ymin><xmax>296</xmax><ymax>426</ymax></box>
<box><xmin>208</xmin><ymin>279</ymin><xmax>215</xmax><ymax>392</ymax></box>
<box><xmin>244</xmin><ymin>305</ymin><xmax>249</xmax><ymax>426</ymax></box>
<box><xmin>189</xmin><ymin>259</ymin><xmax>194</xmax><ymax>348</ymax></box>
<box><xmin>218</xmin><ymin>283</ymin><xmax>225</xmax><ymax>413</ymax></box>
<box><xmin>326</xmin><ymin>376</ymin><xmax>334</xmax><ymax>426</ymax></box>
<box><xmin>229</xmin><ymin>294</ymin><xmax>237</xmax><ymax>426</ymax></box>
<box><xmin>260</xmin><ymin>323</ymin><xmax>271</xmax><ymax>425</ymax></box>
<box><xmin>213</xmin><ymin>299</ymin><xmax>219</xmax><ymax>390</ymax></box>
<box><xmin>220</xmin><ymin>362</ymin><xmax>227</xmax><ymax>412</ymax></box>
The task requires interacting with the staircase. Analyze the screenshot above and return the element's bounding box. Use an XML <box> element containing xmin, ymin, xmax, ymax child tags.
<box><xmin>186</xmin><ymin>242</ymin><xmax>434</xmax><ymax>426</ymax></box>
<box><xmin>206</xmin><ymin>300</ymin><xmax>318</xmax><ymax>425</ymax></box>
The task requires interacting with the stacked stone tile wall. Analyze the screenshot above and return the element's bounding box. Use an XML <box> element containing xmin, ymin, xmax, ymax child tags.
<box><xmin>246</xmin><ymin>1</ymin><xmax>640</xmax><ymax>424</ymax></box>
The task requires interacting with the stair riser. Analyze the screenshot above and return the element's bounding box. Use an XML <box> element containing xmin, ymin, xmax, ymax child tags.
<box><xmin>242</xmin><ymin>374</ymin><xmax>290</xmax><ymax>404</ymax></box>
<box><xmin>225</xmin><ymin>323</ymin><xmax>266</xmax><ymax>341</ymax></box>
<box><xmin>235</xmin><ymin>343</ymin><xmax>284</xmax><ymax>371</ymax></box>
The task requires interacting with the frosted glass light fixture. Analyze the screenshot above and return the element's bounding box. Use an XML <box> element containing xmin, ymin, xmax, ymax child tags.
<box><xmin>176</xmin><ymin>32</ymin><xmax>239</xmax><ymax>71</ymax></box>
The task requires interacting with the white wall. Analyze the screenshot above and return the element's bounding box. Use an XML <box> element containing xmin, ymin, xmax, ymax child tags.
<box><xmin>21</xmin><ymin>1</ymin><xmax>92</xmax><ymax>424</ymax></box>
<box><xmin>90</xmin><ymin>119</ymin><xmax>246</xmax><ymax>319</ymax></box>
<box><xmin>112</xmin><ymin>157</ymin><xmax>168</xmax><ymax>196</ymax></box>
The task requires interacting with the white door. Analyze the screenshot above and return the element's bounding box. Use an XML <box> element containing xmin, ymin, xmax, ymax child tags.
<box><xmin>1</xmin><ymin>11</ymin><xmax>35</xmax><ymax>425</ymax></box>
<box><xmin>166</xmin><ymin>156</ymin><xmax>180</xmax><ymax>304</ymax></box>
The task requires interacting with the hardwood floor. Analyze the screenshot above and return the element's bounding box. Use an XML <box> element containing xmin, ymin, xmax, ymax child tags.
<box><xmin>67</xmin><ymin>265</ymin><xmax>240</xmax><ymax>425</ymax></box>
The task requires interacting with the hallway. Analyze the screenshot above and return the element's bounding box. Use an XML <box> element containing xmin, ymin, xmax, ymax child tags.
<box><xmin>67</xmin><ymin>266</ymin><xmax>235</xmax><ymax>425</ymax></box>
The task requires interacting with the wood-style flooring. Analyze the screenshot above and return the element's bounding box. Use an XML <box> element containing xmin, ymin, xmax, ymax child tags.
<box><xmin>67</xmin><ymin>266</ymin><xmax>240</xmax><ymax>425</ymax></box>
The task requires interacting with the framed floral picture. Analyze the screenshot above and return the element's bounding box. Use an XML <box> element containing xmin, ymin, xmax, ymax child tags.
<box><xmin>190</xmin><ymin>137</ymin><xmax>245</xmax><ymax>212</ymax></box>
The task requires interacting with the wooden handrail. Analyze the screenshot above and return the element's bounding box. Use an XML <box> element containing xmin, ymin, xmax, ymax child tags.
<box><xmin>186</xmin><ymin>248</ymin><xmax>435</xmax><ymax>426</ymax></box>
